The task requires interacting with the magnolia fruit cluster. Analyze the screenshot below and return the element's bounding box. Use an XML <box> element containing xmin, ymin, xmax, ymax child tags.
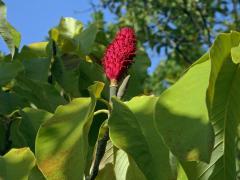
<box><xmin>102</xmin><ymin>27</ymin><xmax>136</xmax><ymax>85</ymax></box>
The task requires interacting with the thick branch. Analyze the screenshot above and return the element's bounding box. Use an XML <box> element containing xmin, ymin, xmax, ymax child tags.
<box><xmin>88</xmin><ymin>128</ymin><xmax>109</xmax><ymax>180</ymax></box>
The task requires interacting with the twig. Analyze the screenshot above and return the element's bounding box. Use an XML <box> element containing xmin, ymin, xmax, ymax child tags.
<box><xmin>88</xmin><ymin>85</ymin><xmax>117</xmax><ymax>180</ymax></box>
<box><xmin>88</xmin><ymin>128</ymin><xmax>109</xmax><ymax>180</ymax></box>
<box><xmin>196</xmin><ymin>6</ymin><xmax>211</xmax><ymax>46</ymax></box>
<box><xmin>98</xmin><ymin>98</ymin><xmax>112</xmax><ymax>111</ymax></box>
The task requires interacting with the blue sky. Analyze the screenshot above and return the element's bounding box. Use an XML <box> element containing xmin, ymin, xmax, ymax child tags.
<box><xmin>0</xmin><ymin>0</ymin><xmax>159</xmax><ymax>72</ymax></box>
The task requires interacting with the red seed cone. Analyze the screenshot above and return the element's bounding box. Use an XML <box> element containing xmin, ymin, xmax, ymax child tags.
<box><xmin>102</xmin><ymin>27</ymin><xmax>136</xmax><ymax>85</ymax></box>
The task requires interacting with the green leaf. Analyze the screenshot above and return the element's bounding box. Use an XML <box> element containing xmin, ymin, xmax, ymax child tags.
<box><xmin>76</xmin><ymin>23</ymin><xmax>98</xmax><ymax>55</ymax></box>
<box><xmin>50</xmin><ymin>25</ymin><xmax>105</xmax><ymax>97</ymax></box>
<box><xmin>96</xmin><ymin>163</ymin><xmax>116</xmax><ymax>180</ymax></box>
<box><xmin>87</xmin><ymin>103</ymin><xmax>107</xmax><ymax>149</ymax></box>
<box><xmin>14</xmin><ymin>75</ymin><xmax>67</xmax><ymax>112</ymax></box>
<box><xmin>177</xmin><ymin>164</ymin><xmax>188</xmax><ymax>180</ymax></box>
<box><xmin>10</xmin><ymin>118</ymin><xmax>28</xmax><ymax>148</ymax></box>
<box><xmin>178</xmin><ymin>32</ymin><xmax>240</xmax><ymax>180</ymax></box>
<box><xmin>84</xmin><ymin>82</ymin><xmax>107</xmax><ymax>176</ymax></box>
<box><xmin>18</xmin><ymin>42</ymin><xmax>48</xmax><ymax>59</ymax></box>
<box><xmin>97</xmin><ymin>143</ymin><xmax>146</xmax><ymax>180</ymax></box>
<box><xmin>0</xmin><ymin>0</ymin><xmax>21</xmax><ymax>56</ymax></box>
<box><xmin>78</xmin><ymin>61</ymin><xmax>106</xmax><ymax>90</ymax></box>
<box><xmin>114</xmin><ymin>149</ymin><xmax>146</xmax><ymax>180</ymax></box>
<box><xmin>0</xmin><ymin>92</ymin><xmax>28</xmax><ymax>115</ymax></box>
<box><xmin>88</xmin><ymin>81</ymin><xmax>105</xmax><ymax>98</ymax></box>
<box><xmin>98</xmin><ymin>141</ymin><xmax>116</xmax><ymax>170</ymax></box>
<box><xmin>79</xmin><ymin>60</ymin><xmax>108</xmax><ymax>97</ymax></box>
<box><xmin>28</xmin><ymin>165</ymin><xmax>46</xmax><ymax>180</ymax></box>
<box><xmin>35</xmin><ymin>96</ymin><xmax>96</xmax><ymax>179</ymax></box>
<box><xmin>49</xmin><ymin>17</ymin><xmax>83</xmax><ymax>53</ymax></box>
<box><xmin>0</xmin><ymin>60</ymin><xmax>24</xmax><ymax>86</ymax></box>
<box><xmin>19</xmin><ymin>108</ymin><xmax>53</xmax><ymax>151</ymax></box>
<box><xmin>89</xmin><ymin>42</ymin><xmax>106</xmax><ymax>64</ymax></box>
<box><xmin>206</xmin><ymin>31</ymin><xmax>240</xmax><ymax>179</ymax></box>
<box><xmin>22</xmin><ymin>58</ymin><xmax>50</xmax><ymax>82</ymax></box>
<box><xmin>155</xmin><ymin>54</ymin><xmax>214</xmax><ymax>163</ymax></box>
<box><xmin>55</xmin><ymin>17</ymin><xmax>83</xmax><ymax>38</ymax></box>
<box><xmin>126</xmin><ymin>156</ymin><xmax>146</xmax><ymax>180</ymax></box>
<box><xmin>124</xmin><ymin>50</ymin><xmax>151</xmax><ymax>99</ymax></box>
<box><xmin>51</xmin><ymin>54</ymin><xmax>81</xmax><ymax>97</ymax></box>
<box><xmin>231</xmin><ymin>44</ymin><xmax>240</xmax><ymax>64</ymax></box>
<box><xmin>0</xmin><ymin>148</ymin><xmax>35</xmax><ymax>180</ymax></box>
<box><xmin>109</xmin><ymin>96</ymin><xmax>172</xmax><ymax>180</ymax></box>
<box><xmin>16</xmin><ymin>42</ymin><xmax>50</xmax><ymax>82</ymax></box>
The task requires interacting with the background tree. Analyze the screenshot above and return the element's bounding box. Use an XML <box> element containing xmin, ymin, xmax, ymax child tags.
<box><xmin>93</xmin><ymin>0</ymin><xmax>240</xmax><ymax>94</ymax></box>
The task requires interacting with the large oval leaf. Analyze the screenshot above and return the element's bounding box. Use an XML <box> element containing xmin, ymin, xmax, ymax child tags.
<box><xmin>35</xmin><ymin>97</ymin><xmax>96</xmax><ymax>179</ymax></box>
<box><xmin>177</xmin><ymin>32</ymin><xmax>240</xmax><ymax>180</ymax></box>
<box><xmin>76</xmin><ymin>23</ymin><xmax>98</xmax><ymax>56</ymax></box>
<box><xmin>13</xmin><ymin>75</ymin><xmax>67</xmax><ymax>112</ymax></box>
<box><xmin>0</xmin><ymin>60</ymin><xmax>24</xmax><ymax>86</ymax></box>
<box><xmin>16</xmin><ymin>42</ymin><xmax>50</xmax><ymax>82</ymax></box>
<box><xmin>18</xmin><ymin>108</ymin><xmax>53</xmax><ymax>151</ymax></box>
<box><xmin>206</xmin><ymin>31</ymin><xmax>240</xmax><ymax>179</ymax></box>
<box><xmin>155</xmin><ymin>54</ymin><xmax>214</xmax><ymax>163</ymax></box>
<box><xmin>0</xmin><ymin>92</ymin><xmax>28</xmax><ymax>115</ymax></box>
<box><xmin>109</xmin><ymin>96</ymin><xmax>172</xmax><ymax>180</ymax></box>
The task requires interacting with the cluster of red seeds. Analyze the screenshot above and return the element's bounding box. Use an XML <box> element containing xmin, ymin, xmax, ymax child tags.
<box><xmin>102</xmin><ymin>27</ymin><xmax>136</xmax><ymax>82</ymax></box>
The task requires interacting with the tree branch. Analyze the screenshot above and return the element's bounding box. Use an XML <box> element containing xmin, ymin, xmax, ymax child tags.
<box><xmin>88</xmin><ymin>128</ymin><xmax>109</xmax><ymax>180</ymax></box>
<box><xmin>196</xmin><ymin>6</ymin><xmax>212</xmax><ymax>46</ymax></box>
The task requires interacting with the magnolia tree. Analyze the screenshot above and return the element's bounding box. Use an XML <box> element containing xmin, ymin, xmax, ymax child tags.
<box><xmin>0</xmin><ymin>1</ymin><xmax>240</xmax><ymax>180</ymax></box>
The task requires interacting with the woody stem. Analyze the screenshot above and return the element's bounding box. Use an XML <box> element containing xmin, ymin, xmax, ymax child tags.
<box><xmin>88</xmin><ymin>83</ymin><xmax>117</xmax><ymax>180</ymax></box>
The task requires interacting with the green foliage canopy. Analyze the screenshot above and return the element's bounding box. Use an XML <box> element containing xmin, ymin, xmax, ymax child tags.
<box><xmin>0</xmin><ymin>1</ymin><xmax>240</xmax><ymax>179</ymax></box>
